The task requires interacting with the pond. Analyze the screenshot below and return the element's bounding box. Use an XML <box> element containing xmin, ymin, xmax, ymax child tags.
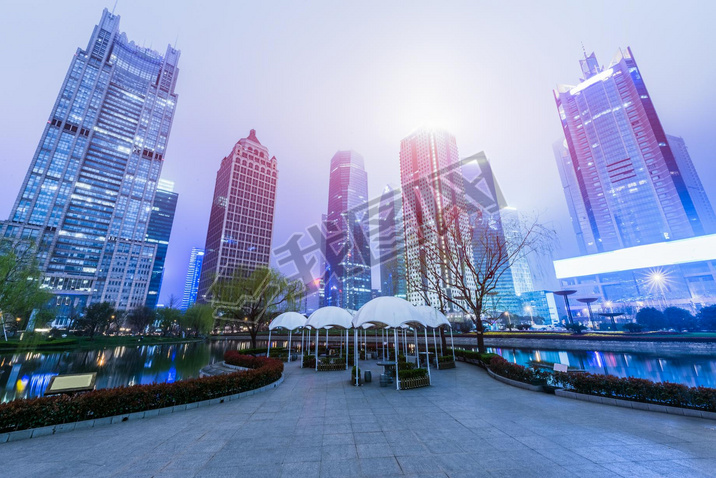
<box><xmin>1</xmin><ymin>338</ymin><xmax>715</xmax><ymax>400</ymax></box>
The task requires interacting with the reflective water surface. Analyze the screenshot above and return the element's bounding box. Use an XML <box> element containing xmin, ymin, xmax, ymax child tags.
<box><xmin>1</xmin><ymin>338</ymin><xmax>715</xmax><ymax>401</ymax></box>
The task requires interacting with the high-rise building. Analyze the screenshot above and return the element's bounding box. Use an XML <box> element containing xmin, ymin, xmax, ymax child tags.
<box><xmin>181</xmin><ymin>247</ymin><xmax>205</xmax><ymax>311</ymax></box>
<box><xmin>378</xmin><ymin>184</ymin><xmax>406</xmax><ymax>299</ymax></box>
<box><xmin>197</xmin><ymin>130</ymin><xmax>278</xmax><ymax>301</ymax></box>
<box><xmin>145</xmin><ymin>179</ymin><xmax>178</xmax><ymax>309</ymax></box>
<box><xmin>1</xmin><ymin>9</ymin><xmax>180</xmax><ymax>324</ymax></box>
<box><xmin>399</xmin><ymin>127</ymin><xmax>474</xmax><ymax>308</ymax></box>
<box><xmin>554</xmin><ymin>47</ymin><xmax>712</xmax><ymax>254</ymax></box>
<box><xmin>322</xmin><ymin>151</ymin><xmax>371</xmax><ymax>310</ymax></box>
<box><xmin>667</xmin><ymin>135</ymin><xmax>716</xmax><ymax>234</ymax></box>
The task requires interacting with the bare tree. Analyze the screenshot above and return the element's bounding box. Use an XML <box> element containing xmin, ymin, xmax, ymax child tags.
<box><xmin>417</xmin><ymin>205</ymin><xmax>554</xmax><ymax>353</ymax></box>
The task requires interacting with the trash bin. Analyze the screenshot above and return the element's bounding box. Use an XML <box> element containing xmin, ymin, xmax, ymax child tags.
<box><xmin>364</xmin><ymin>370</ymin><xmax>372</xmax><ymax>383</ymax></box>
<box><xmin>379</xmin><ymin>373</ymin><xmax>389</xmax><ymax>387</ymax></box>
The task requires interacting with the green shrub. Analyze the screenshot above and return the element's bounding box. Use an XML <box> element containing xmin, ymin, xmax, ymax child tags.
<box><xmin>0</xmin><ymin>353</ymin><xmax>283</xmax><ymax>433</ymax></box>
<box><xmin>398</xmin><ymin>368</ymin><xmax>428</xmax><ymax>380</ymax></box>
<box><xmin>437</xmin><ymin>355</ymin><xmax>454</xmax><ymax>363</ymax></box>
<box><xmin>488</xmin><ymin>356</ymin><xmax>547</xmax><ymax>384</ymax></box>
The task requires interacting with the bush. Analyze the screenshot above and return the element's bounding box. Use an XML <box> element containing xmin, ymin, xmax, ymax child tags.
<box><xmin>351</xmin><ymin>366</ymin><xmax>361</xmax><ymax>380</ymax></box>
<box><xmin>437</xmin><ymin>355</ymin><xmax>454</xmax><ymax>363</ymax></box>
<box><xmin>0</xmin><ymin>353</ymin><xmax>283</xmax><ymax>433</ymax></box>
<box><xmin>450</xmin><ymin>349</ymin><xmax>499</xmax><ymax>365</ymax></box>
<box><xmin>398</xmin><ymin>368</ymin><xmax>428</xmax><ymax>380</ymax></box>
<box><xmin>302</xmin><ymin>354</ymin><xmax>316</xmax><ymax>368</ymax></box>
<box><xmin>488</xmin><ymin>356</ymin><xmax>547</xmax><ymax>384</ymax></box>
<box><xmin>552</xmin><ymin>371</ymin><xmax>716</xmax><ymax>412</ymax></box>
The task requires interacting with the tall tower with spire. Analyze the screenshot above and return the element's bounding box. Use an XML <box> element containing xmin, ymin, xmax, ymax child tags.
<box><xmin>197</xmin><ymin>130</ymin><xmax>279</xmax><ymax>301</ymax></box>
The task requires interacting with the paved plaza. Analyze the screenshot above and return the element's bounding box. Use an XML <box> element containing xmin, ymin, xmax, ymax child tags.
<box><xmin>2</xmin><ymin>360</ymin><xmax>716</xmax><ymax>477</ymax></box>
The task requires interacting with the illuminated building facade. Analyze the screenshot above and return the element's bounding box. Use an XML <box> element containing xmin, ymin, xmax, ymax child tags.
<box><xmin>322</xmin><ymin>151</ymin><xmax>371</xmax><ymax>310</ymax></box>
<box><xmin>554</xmin><ymin>48</ymin><xmax>714</xmax><ymax>254</ymax></box>
<box><xmin>197</xmin><ymin>130</ymin><xmax>278</xmax><ymax>301</ymax></box>
<box><xmin>145</xmin><ymin>179</ymin><xmax>178</xmax><ymax>309</ymax></box>
<box><xmin>181</xmin><ymin>247</ymin><xmax>204</xmax><ymax>311</ymax></box>
<box><xmin>1</xmin><ymin>9</ymin><xmax>180</xmax><ymax>324</ymax></box>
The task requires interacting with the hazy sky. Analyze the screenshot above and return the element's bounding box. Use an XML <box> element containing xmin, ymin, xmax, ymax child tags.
<box><xmin>1</xmin><ymin>1</ymin><xmax>715</xmax><ymax>304</ymax></box>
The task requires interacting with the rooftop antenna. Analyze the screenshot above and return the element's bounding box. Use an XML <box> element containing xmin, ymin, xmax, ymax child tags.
<box><xmin>112</xmin><ymin>0</ymin><xmax>118</xmax><ymax>15</ymax></box>
<box><xmin>174</xmin><ymin>34</ymin><xmax>179</xmax><ymax>50</ymax></box>
<box><xmin>581</xmin><ymin>41</ymin><xmax>587</xmax><ymax>59</ymax></box>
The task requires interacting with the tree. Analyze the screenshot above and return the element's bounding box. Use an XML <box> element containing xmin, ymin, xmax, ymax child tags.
<box><xmin>157</xmin><ymin>306</ymin><xmax>182</xmax><ymax>336</ymax></box>
<box><xmin>126</xmin><ymin>306</ymin><xmax>156</xmax><ymax>334</ymax></box>
<box><xmin>622</xmin><ymin>322</ymin><xmax>644</xmax><ymax>333</ymax></box>
<box><xmin>698</xmin><ymin>306</ymin><xmax>716</xmax><ymax>331</ymax></box>
<box><xmin>635</xmin><ymin>307</ymin><xmax>667</xmax><ymax>331</ymax></box>
<box><xmin>76</xmin><ymin>302</ymin><xmax>115</xmax><ymax>338</ymax></box>
<box><xmin>209</xmin><ymin>267</ymin><xmax>303</xmax><ymax>348</ymax></box>
<box><xmin>0</xmin><ymin>239</ymin><xmax>53</xmax><ymax>327</ymax></box>
<box><xmin>663</xmin><ymin>307</ymin><xmax>696</xmax><ymax>331</ymax></box>
<box><xmin>416</xmin><ymin>206</ymin><xmax>554</xmax><ymax>353</ymax></box>
<box><xmin>180</xmin><ymin>304</ymin><xmax>214</xmax><ymax>337</ymax></box>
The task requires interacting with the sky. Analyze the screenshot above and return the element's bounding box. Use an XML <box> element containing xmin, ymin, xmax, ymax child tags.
<box><xmin>1</xmin><ymin>0</ymin><xmax>715</xmax><ymax>305</ymax></box>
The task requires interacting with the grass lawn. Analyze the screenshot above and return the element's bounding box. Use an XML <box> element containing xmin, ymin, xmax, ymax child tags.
<box><xmin>0</xmin><ymin>335</ymin><xmax>202</xmax><ymax>352</ymax></box>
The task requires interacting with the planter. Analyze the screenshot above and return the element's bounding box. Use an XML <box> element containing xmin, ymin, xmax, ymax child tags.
<box><xmin>437</xmin><ymin>361</ymin><xmax>456</xmax><ymax>370</ymax></box>
<box><xmin>399</xmin><ymin>376</ymin><xmax>430</xmax><ymax>390</ymax></box>
<box><xmin>317</xmin><ymin>362</ymin><xmax>346</xmax><ymax>372</ymax></box>
<box><xmin>350</xmin><ymin>377</ymin><xmax>363</xmax><ymax>386</ymax></box>
<box><xmin>486</xmin><ymin>368</ymin><xmax>543</xmax><ymax>392</ymax></box>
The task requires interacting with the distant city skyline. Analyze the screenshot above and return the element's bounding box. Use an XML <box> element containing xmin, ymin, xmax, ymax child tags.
<box><xmin>1</xmin><ymin>2</ymin><xmax>715</xmax><ymax>304</ymax></box>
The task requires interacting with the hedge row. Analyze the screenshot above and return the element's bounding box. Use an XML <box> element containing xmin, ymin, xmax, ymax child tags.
<box><xmin>552</xmin><ymin>371</ymin><xmax>716</xmax><ymax>412</ymax></box>
<box><xmin>488</xmin><ymin>356</ymin><xmax>547</xmax><ymax>384</ymax></box>
<box><xmin>0</xmin><ymin>353</ymin><xmax>283</xmax><ymax>433</ymax></box>
<box><xmin>451</xmin><ymin>348</ymin><xmax>500</xmax><ymax>364</ymax></box>
<box><xmin>398</xmin><ymin>368</ymin><xmax>428</xmax><ymax>380</ymax></box>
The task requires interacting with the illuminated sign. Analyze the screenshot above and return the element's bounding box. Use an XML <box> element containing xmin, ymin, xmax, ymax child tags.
<box><xmin>554</xmin><ymin>234</ymin><xmax>716</xmax><ymax>279</ymax></box>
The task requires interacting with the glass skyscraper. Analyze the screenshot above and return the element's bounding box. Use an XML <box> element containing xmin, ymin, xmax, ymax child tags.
<box><xmin>1</xmin><ymin>9</ymin><xmax>180</xmax><ymax>324</ymax></box>
<box><xmin>323</xmin><ymin>151</ymin><xmax>371</xmax><ymax>310</ymax></box>
<box><xmin>197</xmin><ymin>130</ymin><xmax>278</xmax><ymax>301</ymax></box>
<box><xmin>378</xmin><ymin>184</ymin><xmax>406</xmax><ymax>299</ymax></box>
<box><xmin>145</xmin><ymin>179</ymin><xmax>179</xmax><ymax>309</ymax></box>
<box><xmin>554</xmin><ymin>47</ymin><xmax>712</xmax><ymax>254</ymax></box>
<box><xmin>181</xmin><ymin>247</ymin><xmax>205</xmax><ymax>311</ymax></box>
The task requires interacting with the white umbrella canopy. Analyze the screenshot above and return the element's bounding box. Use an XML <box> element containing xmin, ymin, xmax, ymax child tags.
<box><xmin>415</xmin><ymin>306</ymin><xmax>451</xmax><ymax>329</ymax></box>
<box><xmin>352</xmin><ymin>296</ymin><xmax>426</xmax><ymax>329</ymax></box>
<box><xmin>269</xmin><ymin>312</ymin><xmax>307</xmax><ymax>331</ymax></box>
<box><xmin>306</xmin><ymin>306</ymin><xmax>353</xmax><ymax>330</ymax></box>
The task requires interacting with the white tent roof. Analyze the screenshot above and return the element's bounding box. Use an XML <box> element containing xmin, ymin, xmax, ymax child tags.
<box><xmin>416</xmin><ymin>306</ymin><xmax>451</xmax><ymax>328</ymax></box>
<box><xmin>269</xmin><ymin>312</ymin><xmax>307</xmax><ymax>331</ymax></box>
<box><xmin>352</xmin><ymin>296</ymin><xmax>427</xmax><ymax>329</ymax></box>
<box><xmin>306</xmin><ymin>306</ymin><xmax>353</xmax><ymax>329</ymax></box>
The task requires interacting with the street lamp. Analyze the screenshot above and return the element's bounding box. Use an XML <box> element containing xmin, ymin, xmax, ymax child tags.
<box><xmin>552</xmin><ymin>290</ymin><xmax>577</xmax><ymax>325</ymax></box>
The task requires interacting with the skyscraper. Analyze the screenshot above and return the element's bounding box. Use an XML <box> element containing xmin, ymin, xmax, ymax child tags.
<box><xmin>145</xmin><ymin>179</ymin><xmax>178</xmax><ymax>309</ymax></box>
<box><xmin>1</xmin><ymin>9</ymin><xmax>180</xmax><ymax>324</ymax></box>
<box><xmin>378</xmin><ymin>184</ymin><xmax>406</xmax><ymax>299</ymax></box>
<box><xmin>322</xmin><ymin>151</ymin><xmax>371</xmax><ymax>310</ymax></box>
<box><xmin>554</xmin><ymin>47</ymin><xmax>711</xmax><ymax>254</ymax></box>
<box><xmin>181</xmin><ymin>247</ymin><xmax>205</xmax><ymax>311</ymax></box>
<box><xmin>399</xmin><ymin>127</ymin><xmax>474</xmax><ymax>308</ymax></box>
<box><xmin>197</xmin><ymin>130</ymin><xmax>278</xmax><ymax>301</ymax></box>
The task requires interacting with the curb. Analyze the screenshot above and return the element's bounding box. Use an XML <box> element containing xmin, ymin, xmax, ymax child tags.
<box><xmin>554</xmin><ymin>388</ymin><xmax>716</xmax><ymax>421</ymax></box>
<box><xmin>486</xmin><ymin>368</ymin><xmax>543</xmax><ymax>392</ymax></box>
<box><xmin>0</xmin><ymin>374</ymin><xmax>284</xmax><ymax>444</ymax></box>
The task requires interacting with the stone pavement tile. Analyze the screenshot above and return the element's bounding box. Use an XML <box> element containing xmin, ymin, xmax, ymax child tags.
<box><xmin>396</xmin><ymin>455</ymin><xmax>445</xmax><ymax>474</ymax></box>
<box><xmin>431</xmin><ymin>453</ymin><xmax>481</xmax><ymax>474</ymax></box>
<box><xmin>197</xmin><ymin>463</ymin><xmax>282</xmax><ymax>478</ymax></box>
<box><xmin>354</xmin><ymin>431</ymin><xmax>388</xmax><ymax>445</ymax></box>
<box><xmin>352</xmin><ymin>421</ymin><xmax>382</xmax><ymax>433</ymax></box>
<box><xmin>281</xmin><ymin>460</ymin><xmax>321</xmax><ymax>478</ymax></box>
<box><xmin>324</xmin><ymin>423</ymin><xmax>353</xmax><ymax>434</ymax></box>
<box><xmin>321</xmin><ymin>444</ymin><xmax>358</xmax><ymax>461</ymax></box>
<box><xmin>356</xmin><ymin>442</ymin><xmax>395</xmax><ymax>458</ymax></box>
<box><xmin>322</xmin><ymin>432</ymin><xmax>354</xmax><ymax>446</ymax></box>
<box><xmin>562</xmin><ymin>463</ymin><xmax>619</xmax><ymax>478</ymax></box>
<box><xmin>570</xmin><ymin>445</ymin><xmax>629</xmax><ymax>464</ymax></box>
<box><xmin>359</xmin><ymin>456</ymin><xmax>403</xmax><ymax>475</ymax></box>
<box><xmin>390</xmin><ymin>442</ymin><xmax>430</xmax><ymax>457</ymax></box>
<box><xmin>320</xmin><ymin>458</ymin><xmax>362</xmax><ymax>478</ymax></box>
<box><xmin>284</xmin><ymin>446</ymin><xmax>323</xmax><ymax>463</ymax></box>
<box><xmin>532</xmin><ymin>447</ymin><xmax>594</xmax><ymax>467</ymax></box>
<box><xmin>600</xmin><ymin>461</ymin><xmax>666</xmax><ymax>477</ymax></box>
<box><xmin>424</xmin><ymin>440</ymin><xmax>465</xmax><ymax>455</ymax></box>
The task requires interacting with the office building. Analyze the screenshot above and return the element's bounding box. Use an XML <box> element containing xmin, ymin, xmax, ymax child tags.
<box><xmin>1</xmin><ymin>9</ymin><xmax>180</xmax><ymax>324</ymax></box>
<box><xmin>554</xmin><ymin>47</ymin><xmax>713</xmax><ymax>254</ymax></box>
<box><xmin>145</xmin><ymin>179</ymin><xmax>178</xmax><ymax>309</ymax></box>
<box><xmin>322</xmin><ymin>151</ymin><xmax>371</xmax><ymax>310</ymax></box>
<box><xmin>197</xmin><ymin>130</ymin><xmax>278</xmax><ymax>301</ymax></box>
<box><xmin>378</xmin><ymin>184</ymin><xmax>406</xmax><ymax>299</ymax></box>
<box><xmin>181</xmin><ymin>247</ymin><xmax>204</xmax><ymax>311</ymax></box>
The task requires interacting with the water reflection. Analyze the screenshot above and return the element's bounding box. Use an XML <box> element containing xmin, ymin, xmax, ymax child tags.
<box><xmin>1</xmin><ymin>339</ymin><xmax>715</xmax><ymax>401</ymax></box>
<box><xmin>485</xmin><ymin>347</ymin><xmax>716</xmax><ymax>388</ymax></box>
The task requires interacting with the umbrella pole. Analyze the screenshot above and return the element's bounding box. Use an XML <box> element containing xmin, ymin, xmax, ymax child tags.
<box><xmin>354</xmin><ymin>328</ymin><xmax>359</xmax><ymax>386</ymax></box>
<box><xmin>433</xmin><ymin>329</ymin><xmax>438</xmax><ymax>369</ymax></box>
<box><xmin>301</xmin><ymin>329</ymin><xmax>304</xmax><ymax>368</ymax></box>
<box><xmin>315</xmin><ymin>329</ymin><xmax>319</xmax><ymax>371</ymax></box>
<box><xmin>267</xmin><ymin>330</ymin><xmax>272</xmax><ymax>358</ymax></box>
<box><xmin>345</xmin><ymin>329</ymin><xmax>349</xmax><ymax>370</ymax></box>
<box><xmin>288</xmin><ymin>330</ymin><xmax>292</xmax><ymax>363</ymax></box>
<box><xmin>413</xmin><ymin>329</ymin><xmax>419</xmax><ymax>367</ymax></box>
<box><xmin>424</xmin><ymin>328</ymin><xmax>432</xmax><ymax>384</ymax></box>
<box><xmin>394</xmin><ymin>328</ymin><xmax>400</xmax><ymax>391</ymax></box>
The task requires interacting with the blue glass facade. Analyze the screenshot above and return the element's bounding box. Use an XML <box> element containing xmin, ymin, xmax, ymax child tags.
<box><xmin>1</xmin><ymin>9</ymin><xmax>180</xmax><ymax>324</ymax></box>
<box><xmin>323</xmin><ymin>151</ymin><xmax>372</xmax><ymax>310</ymax></box>
<box><xmin>181</xmin><ymin>247</ymin><xmax>204</xmax><ymax>311</ymax></box>
<box><xmin>378</xmin><ymin>184</ymin><xmax>406</xmax><ymax>299</ymax></box>
<box><xmin>145</xmin><ymin>180</ymin><xmax>179</xmax><ymax>309</ymax></box>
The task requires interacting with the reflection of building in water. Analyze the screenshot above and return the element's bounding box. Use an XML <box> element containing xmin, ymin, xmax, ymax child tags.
<box><xmin>554</xmin><ymin>234</ymin><xmax>716</xmax><ymax>311</ymax></box>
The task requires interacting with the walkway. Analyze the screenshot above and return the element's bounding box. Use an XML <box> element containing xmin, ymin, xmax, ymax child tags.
<box><xmin>2</xmin><ymin>360</ymin><xmax>716</xmax><ymax>477</ymax></box>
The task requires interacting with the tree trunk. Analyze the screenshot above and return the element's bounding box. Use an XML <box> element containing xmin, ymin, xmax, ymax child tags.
<box><xmin>250</xmin><ymin>327</ymin><xmax>258</xmax><ymax>349</ymax></box>
<box><xmin>440</xmin><ymin>328</ymin><xmax>447</xmax><ymax>354</ymax></box>
<box><xmin>475</xmin><ymin>318</ymin><xmax>485</xmax><ymax>353</ymax></box>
